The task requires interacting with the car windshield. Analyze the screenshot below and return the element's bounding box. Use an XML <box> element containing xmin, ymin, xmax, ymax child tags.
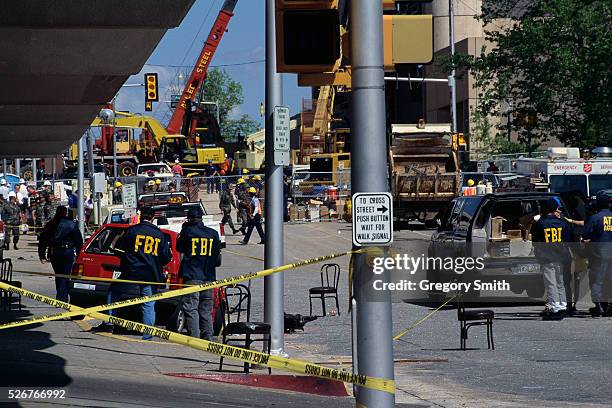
<box><xmin>589</xmin><ymin>175</ymin><xmax>612</xmax><ymax>196</ymax></box>
<box><xmin>138</xmin><ymin>164</ymin><xmax>169</xmax><ymax>174</ymax></box>
<box><xmin>152</xmin><ymin>203</ymin><xmax>207</xmax><ymax>218</ymax></box>
<box><xmin>549</xmin><ymin>175</ymin><xmax>588</xmax><ymax>197</ymax></box>
<box><xmin>85</xmin><ymin>227</ymin><xmax>125</xmax><ymax>255</ymax></box>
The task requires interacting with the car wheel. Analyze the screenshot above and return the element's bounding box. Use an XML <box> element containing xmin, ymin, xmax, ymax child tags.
<box><xmin>119</xmin><ymin>162</ymin><xmax>136</xmax><ymax>177</ymax></box>
<box><xmin>166</xmin><ymin>305</ymin><xmax>185</xmax><ymax>333</ymax></box>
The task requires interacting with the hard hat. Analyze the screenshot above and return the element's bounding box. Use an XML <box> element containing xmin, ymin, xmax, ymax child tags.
<box><xmin>8</xmin><ymin>191</ymin><xmax>16</xmax><ymax>198</ymax></box>
<box><xmin>19</xmin><ymin>178</ymin><xmax>25</xmax><ymax>184</ymax></box>
<box><xmin>0</xmin><ymin>179</ymin><xmax>5</xmax><ymax>185</ymax></box>
<box><xmin>237</xmin><ymin>178</ymin><xmax>245</xmax><ymax>184</ymax></box>
<box><xmin>155</xmin><ymin>179</ymin><xmax>161</xmax><ymax>185</ymax></box>
<box><xmin>219</xmin><ymin>170</ymin><xmax>226</xmax><ymax>176</ymax></box>
<box><xmin>248</xmin><ymin>187</ymin><xmax>257</xmax><ymax>193</ymax></box>
<box><xmin>224</xmin><ymin>154</ymin><xmax>228</xmax><ymax>158</ymax></box>
<box><xmin>148</xmin><ymin>180</ymin><xmax>155</xmax><ymax>186</ymax></box>
<box><xmin>228</xmin><ymin>183</ymin><xmax>235</xmax><ymax>189</ymax></box>
<box><xmin>242</xmin><ymin>168</ymin><xmax>249</xmax><ymax>174</ymax></box>
<box><xmin>115</xmin><ymin>181</ymin><xmax>122</xmax><ymax>187</ymax></box>
<box><xmin>467</xmin><ymin>179</ymin><xmax>475</xmax><ymax>187</ymax></box>
<box><xmin>253</xmin><ymin>175</ymin><xmax>261</xmax><ymax>181</ymax></box>
<box><xmin>175</xmin><ymin>159</ymin><xmax>180</xmax><ymax>163</ymax></box>
<box><xmin>243</xmin><ymin>175</ymin><xmax>249</xmax><ymax>181</ymax></box>
<box><xmin>43</xmin><ymin>180</ymin><xmax>52</xmax><ymax>186</ymax></box>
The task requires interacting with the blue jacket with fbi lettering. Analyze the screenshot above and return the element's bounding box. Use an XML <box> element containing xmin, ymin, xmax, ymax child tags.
<box><xmin>176</xmin><ymin>220</ymin><xmax>221</xmax><ymax>282</ymax></box>
<box><xmin>531</xmin><ymin>214</ymin><xmax>574</xmax><ymax>263</ymax></box>
<box><xmin>118</xmin><ymin>221</ymin><xmax>172</xmax><ymax>283</ymax></box>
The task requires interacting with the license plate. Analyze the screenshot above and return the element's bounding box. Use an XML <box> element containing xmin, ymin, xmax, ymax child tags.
<box><xmin>112</xmin><ymin>271</ymin><xmax>122</xmax><ymax>280</ymax></box>
<box><xmin>512</xmin><ymin>263</ymin><xmax>540</xmax><ymax>274</ymax></box>
<box><xmin>74</xmin><ymin>283</ymin><xmax>96</xmax><ymax>291</ymax></box>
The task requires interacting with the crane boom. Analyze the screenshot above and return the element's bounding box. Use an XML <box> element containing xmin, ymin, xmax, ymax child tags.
<box><xmin>166</xmin><ymin>0</ymin><xmax>238</xmax><ymax>134</ymax></box>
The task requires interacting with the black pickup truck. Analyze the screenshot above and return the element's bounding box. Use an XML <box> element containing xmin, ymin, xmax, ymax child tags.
<box><xmin>427</xmin><ymin>192</ymin><xmax>586</xmax><ymax>302</ymax></box>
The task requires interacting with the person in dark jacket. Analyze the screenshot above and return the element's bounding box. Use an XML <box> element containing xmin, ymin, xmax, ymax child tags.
<box><xmin>531</xmin><ymin>198</ymin><xmax>574</xmax><ymax>320</ymax></box>
<box><xmin>582</xmin><ymin>192</ymin><xmax>612</xmax><ymax>317</ymax></box>
<box><xmin>99</xmin><ymin>206</ymin><xmax>172</xmax><ymax>339</ymax></box>
<box><xmin>176</xmin><ymin>207</ymin><xmax>221</xmax><ymax>340</ymax></box>
<box><xmin>4</xmin><ymin>192</ymin><xmax>21</xmax><ymax>250</ymax></box>
<box><xmin>38</xmin><ymin>206</ymin><xmax>83</xmax><ymax>302</ymax></box>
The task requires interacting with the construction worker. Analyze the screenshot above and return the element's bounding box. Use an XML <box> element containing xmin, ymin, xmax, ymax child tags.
<box><xmin>240</xmin><ymin>187</ymin><xmax>264</xmax><ymax>245</ymax></box>
<box><xmin>172</xmin><ymin>158</ymin><xmax>183</xmax><ymax>190</ymax></box>
<box><xmin>235</xmin><ymin>178</ymin><xmax>249</xmax><ymax>235</ymax></box>
<box><xmin>96</xmin><ymin>206</ymin><xmax>172</xmax><ymax>338</ymax></box>
<box><xmin>155</xmin><ymin>178</ymin><xmax>163</xmax><ymax>192</ymax></box>
<box><xmin>40</xmin><ymin>180</ymin><xmax>52</xmax><ymax>199</ymax></box>
<box><xmin>4</xmin><ymin>192</ymin><xmax>21</xmax><ymax>250</ymax></box>
<box><xmin>462</xmin><ymin>179</ymin><xmax>476</xmax><ymax>196</ymax></box>
<box><xmin>176</xmin><ymin>207</ymin><xmax>221</xmax><ymax>340</ymax></box>
<box><xmin>38</xmin><ymin>206</ymin><xmax>83</xmax><ymax>302</ymax></box>
<box><xmin>145</xmin><ymin>179</ymin><xmax>155</xmax><ymax>193</ymax></box>
<box><xmin>252</xmin><ymin>174</ymin><xmax>263</xmax><ymax>192</ymax></box>
<box><xmin>219</xmin><ymin>183</ymin><xmax>238</xmax><ymax>234</ymax></box>
<box><xmin>582</xmin><ymin>192</ymin><xmax>612</xmax><ymax>317</ymax></box>
<box><xmin>113</xmin><ymin>181</ymin><xmax>123</xmax><ymax>205</ymax></box>
<box><xmin>531</xmin><ymin>198</ymin><xmax>574</xmax><ymax>320</ymax></box>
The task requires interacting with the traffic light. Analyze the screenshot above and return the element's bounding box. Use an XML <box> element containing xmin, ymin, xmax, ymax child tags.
<box><xmin>144</xmin><ymin>73</ymin><xmax>159</xmax><ymax>102</ymax></box>
<box><xmin>275</xmin><ymin>0</ymin><xmax>341</xmax><ymax>73</ymax></box>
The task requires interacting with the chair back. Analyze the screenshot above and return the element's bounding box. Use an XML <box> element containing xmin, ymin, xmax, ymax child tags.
<box><xmin>222</xmin><ymin>284</ymin><xmax>251</xmax><ymax>327</ymax></box>
<box><xmin>0</xmin><ymin>259</ymin><xmax>12</xmax><ymax>282</ymax></box>
<box><xmin>320</xmin><ymin>263</ymin><xmax>340</xmax><ymax>289</ymax></box>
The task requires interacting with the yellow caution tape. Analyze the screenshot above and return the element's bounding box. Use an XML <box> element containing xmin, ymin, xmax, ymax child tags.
<box><xmin>392</xmin><ymin>295</ymin><xmax>456</xmax><ymax>341</ymax></box>
<box><xmin>0</xmin><ymin>250</ymin><xmax>361</xmax><ymax>330</ymax></box>
<box><xmin>0</xmin><ymin>281</ymin><xmax>394</xmax><ymax>394</ymax></box>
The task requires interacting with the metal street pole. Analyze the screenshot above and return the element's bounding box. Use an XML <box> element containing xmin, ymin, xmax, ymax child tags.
<box><xmin>2</xmin><ymin>159</ymin><xmax>6</xmax><ymax>178</ymax></box>
<box><xmin>264</xmin><ymin>0</ymin><xmax>285</xmax><ymax>355</ymax></box>
<box><xmin>32</xmin><ymin>158</ymin><xmax>38</xmax><ymax>188</ymax></box>
<box><xmin>15</xmin><ymin>159</ymin><xmax>20</xmax><ymax>178</ymax></box>
<box><xmin>350</xmin><ymin>0</ymin><xmax>395</xmax><ymax>407</ymax></box>
<box><xmin>77</xmin><ymin>136</ymin><xmax>85</xmax><ymax>237</ymax></box>
<box><xmin>449</xmin><ymin>0</ymin><xmax>458</xmax><ymax>133</ymax></box>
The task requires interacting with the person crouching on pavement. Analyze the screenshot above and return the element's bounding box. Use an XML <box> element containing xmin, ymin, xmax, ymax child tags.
<box><xmin>531</xmin><ymin>198</ymin><xmax>574</xmax><ymax>320</ymax></box>
<box><xmin>582</xmin><ymin>192</ymin><xmax>612</xmax><ymax>317</ymax></box>
<box><xmin>38</xmin><ymin>206</ymin><xmax>83</xmax><ymax>302</ymax></box>
<box><xmin>93</xmin><ymin>206</ymin><xmax>172</xmax><ymax>338</ymax></box>
<box><xmin>240</xmin><ymin>187</ymin><xmax>265</xmax><ymax>245</ymax></box>
<box><xmin>177</xmin><ymin>207</ymin><xmax>221</xmax><ymax>340</ymax></box>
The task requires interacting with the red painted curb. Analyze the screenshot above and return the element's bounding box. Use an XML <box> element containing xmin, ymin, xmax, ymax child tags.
<box><xmin>165</xmin><ymin>373</ymin><xmax>349</xmax><ymax>397</ymax></box>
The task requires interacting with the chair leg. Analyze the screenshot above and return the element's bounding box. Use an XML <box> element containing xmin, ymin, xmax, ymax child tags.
<box><xmin>335</xmin><ymin>294</ymin><xmax>340</xmax><ymax>316</ymax></box>
<box><xmin>309</xmin><ymin>296</ymin><xmax>313</xmax><ymax>317</ymax></box>
<box><xmin>486</xmin><ymin>322</ymin><xmax>491</xmax><ymax>349</ymax></box>
<box><xmin>219</xmin><ymin>333</ymin><xmax>227</xmax><ymax>372</ymax></box>
<box><xmin>267</xmin><ymin>334</ymin><xmax>272</xmax><ymax>375</ymax></box>
<box><xmin>244</xmin><ymin>334</ymin><xmax>251</xmax><ymax>374</ymax></box>
<box><xmin>321</xmin><ymin>294</ymin><xmax>326</xmax><ymax>317</ymax></box>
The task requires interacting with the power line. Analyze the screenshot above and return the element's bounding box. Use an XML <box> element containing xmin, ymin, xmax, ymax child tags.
<box><xmin>144</xmin><ymin>59</ymin><xmax>265</xmax><ymax>69</ymax></box>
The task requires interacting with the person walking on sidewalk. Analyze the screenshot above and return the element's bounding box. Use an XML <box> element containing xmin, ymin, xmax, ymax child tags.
<box><xmin>219</xmin><ymin>183</ymin><xmax>238</xmax><ymax>234</ymax></box>
<box><xmin>177</xmin><ymin>207</ymin><xmax>221</xmax><ymax>340</ymax></box>
<box><xmin>172</xmin><ymin>159</ymin><xmax>183</xmax><ymax>191</ymax></box>
<box><xmin>531</xmin><ymin>198</ymin><xmax>574</xmax><ymax>320</ymax></box>
<box><xmin>38</xmin><ymin>206</ymin><xmax>83</xmax><ymax>302</ymax></box>
<box><xmin>4</xmin><ymin>192</ymin><xmax>22</xmax><ymax>250</ymax></box>
<box><xmin>235</xmin><ymin>178</ymin><xmax>249</xmax><ymax>235</ymax></box>
<box><xmin>240</xmin><ymin>187</ymin><xmax>264</xmax><ymax>245</ymax></box>
<box><xmin>582</xmin><ymin>192</ymin><xmax>612</xmax><ymax>317</ymax></box>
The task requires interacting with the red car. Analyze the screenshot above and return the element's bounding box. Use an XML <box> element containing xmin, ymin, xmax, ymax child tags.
<box><xmin>68</xmin><ymin>223</ymin><xmax>222</xmax><ymax>333</ymax></box>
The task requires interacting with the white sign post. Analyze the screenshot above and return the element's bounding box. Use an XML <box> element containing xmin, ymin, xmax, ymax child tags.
<box><xmin>122</xmin><ymin>183</ymin><xmax>138</xmax><ymax>220</ymax></box>
<box><xmin>273</xmin><ymin>106</ymin><xmax>290</xmax><ymax>166</ymax></box>
<box><xmin>352</xmin><ymin>192</ymin><xmax>393</xmax><ymax>246</ymax></box>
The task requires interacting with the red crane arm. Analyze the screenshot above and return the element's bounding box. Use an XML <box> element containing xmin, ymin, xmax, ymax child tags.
<box><xmin>166</xmin><ymin>0</ymin><xmax>238</xmax><ymax>134</ymax></box>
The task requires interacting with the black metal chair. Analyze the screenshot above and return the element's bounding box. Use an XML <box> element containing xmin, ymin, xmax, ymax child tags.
<box><xmin>0</xmin><ymin>259</ymin><xmax>21</xmax><ymax>311</ymax></box>
<box><xmin>219</xmin><ymin>284</ymin><xmax>271</xmax><ymax>374</ymax></box>
<box><xmin>457</xmin><ymin>300</ymin><xmax>494</xmax><ymax>350</ymax></box>
<box><xmin>309</xmin><ymin>263</ymin><xmax>340</xmax><ymax>317</ymax></box>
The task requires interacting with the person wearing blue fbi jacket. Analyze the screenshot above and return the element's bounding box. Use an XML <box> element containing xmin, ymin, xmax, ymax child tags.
<box><xmin>177</xmin><ymin>207</ymin><xmax>221</xmax><ymax>341</ymax></box>
<box><xmin>531</xmin><ymin>198</ymin><xmax>575</xmax><ymax>321</ymax></box>
<box><xmin>582</xmin><ymin>192</ymin><xmax>612</xmax><ymax>317</ymax></box>
<box><xmin>93</xmin><ymin>206</ymin><xmax>172</xmax><ymax>339</ymax></box>
<box><xmin>38</xmin><ymin>206</ymin><xmax>83</xmax><ymax>303</ymax></box>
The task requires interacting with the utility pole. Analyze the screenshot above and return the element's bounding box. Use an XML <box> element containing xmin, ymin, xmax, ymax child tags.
<box><xmin>2</xmin><ymin>159</ymin><xmax>6</xmax><ymax>178</ymax></box>
<box><xmin>32</xmin><ymin>159</ymin><xmax>38</xmax><ymax>188</ymax></box>
<box><xmin>449</xmin><ymin>0</ymin><xmax>457</xmax><ymax>133</ymax></box>
<box><xmin>264</xmin><ymin>0</ymin><xmax>285</xmax><ymax>355</ymax></box>
<box><xmin>15</xmin><ymin>159</ymin><xmax>20</xmax><ymax>178</ymax></box>
<box><xmin>77</xmin><ymin>136</ymin><xmax>85</xmax><ymax>237</ymax></box>
<box><xmin>350</xmin><ymin>0</ymin><xmax>395</xmax><ymax>407</ymax></box>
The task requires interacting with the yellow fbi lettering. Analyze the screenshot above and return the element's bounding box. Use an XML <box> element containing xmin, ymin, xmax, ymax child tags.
<box><xmin>544</xmin><ymin>227</ymin><xmax>563</xmax><ymax>243</ymax></box>
<box><xmin>191</xmin><ymin>238</ymin><xmax>214</xmax><ymax>256</ymax></box>
<box><xmin>604</xmin><ymin>216</ymin><xmax>612</xmax><ymax>232</ymax></box>
<box><xmin>134</xmin><ymin>235</ymin><xmax>160</xmax><ymax>255</ymax></box>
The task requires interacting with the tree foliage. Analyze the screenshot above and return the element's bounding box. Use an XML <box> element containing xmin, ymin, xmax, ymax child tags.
<box><xmin>200</xmin><ymin>68</ymin><xmax>261</xmax><ymax>139</ymax></box>
<box><xmin>453</xmin><ymin>0</ymin><xmax>612</xmax><ymax>149</ymax></box>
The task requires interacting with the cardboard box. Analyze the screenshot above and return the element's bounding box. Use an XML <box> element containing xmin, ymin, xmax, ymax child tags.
<box><xmin>507</xmin><ymin>229</ymin><xmax>522</xmax><ymax>240</ymax></box>
<box><xmin>297</xmin><ymin>206</ymin><xmax>306</xmax><ymax>221</ymax></box>
<box><xmin>289</xmin><ymin>204</ymin><xmax>298</xmax><ymax>222</ymax></box>
<box><xmin>491</xmin><ymin>217</ymin><xmax>505</xmax><ymax>239</ymax></box>
<box><xmin>308</xmin><ymin>205</ymin><xmax>320</xmax><ymax>222</ymax></box>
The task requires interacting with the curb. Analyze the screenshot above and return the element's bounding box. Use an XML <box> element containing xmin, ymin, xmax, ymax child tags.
<box><xmin>165</xmin><ymin>373</ymin><xmax>350</xmax><ymax>397</ymax></box>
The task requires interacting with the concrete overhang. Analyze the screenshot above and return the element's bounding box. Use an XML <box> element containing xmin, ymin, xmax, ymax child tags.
<box><xmin>0</xmin><ymin>0</ymin><xmax>195</xmax><ymax>157</ymax></box>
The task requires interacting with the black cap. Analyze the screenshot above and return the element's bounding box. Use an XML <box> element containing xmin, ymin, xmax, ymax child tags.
<box><xmin>140</xmin><ymin>206</ymin><xmax>155</xmax><ymax>219</ymax></box>
<box><xmin>187</xmin><ymin>207</ymin><xmax>203</xmax><ymax>219</ymax></box>
<box><xmin>596</xmin><ymin>191</ymin><xmax>611</xmax><ymax>209</ymax></box>
<box><xmin>543</xmin><ymin>198</ymin><xmax>560</xmax><ymax>213</ymax></box>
